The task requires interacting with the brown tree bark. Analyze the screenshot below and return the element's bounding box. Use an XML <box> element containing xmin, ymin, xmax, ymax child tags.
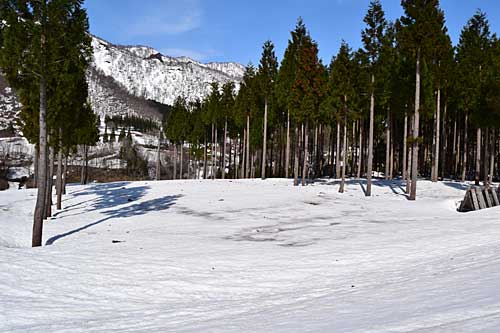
<box><xmin>410</xmin><ymin>48</ymin><xmax>421</xmax><ymax>201</ymax></box>
<box><xmin>56</xmin><ymin>132</ymin><xmax>63</xmax><ymax>211</ymax></box>
<box><xmin>367</xmin><ymin>74</ymin><xmax>375</xmax><ymax>196</ymax></box>
<box><xmin>462</xmin><ymin>113</ymin><xmax>468</xmax><ymax>182</ymax></box>
<box><xmin>302</xmin><ymin>122</ymin><xmax>309</xmax><ymax>186</ymax></box>
<box><xmin>262</xmin><ymin>98</ymin><xmax>268</xmax><ymax>180</ymax></box>
<box><xmin>294</xmin><ymin>126</ymin><xmax>300</xmax><ymax>186</ymax></box>
<box><xmin>33</xmin><ymin>77</ymin><xmax>48</xmax><ymax>247</ymax></box>
<box><xmin>339</xmin><ymin>119</ymin><xmax>347</xmax><ymax>193</ymax></box>
<box><xmin>475</xmin><ymin>127</ymin><xmax>481</xmax><ymax>185</ymax></box>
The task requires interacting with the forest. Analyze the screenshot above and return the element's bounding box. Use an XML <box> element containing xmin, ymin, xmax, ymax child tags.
<box><xmin>162</xmin><ymin>0</ymin><xmax>500</xmax><ymax>202</ymax></box>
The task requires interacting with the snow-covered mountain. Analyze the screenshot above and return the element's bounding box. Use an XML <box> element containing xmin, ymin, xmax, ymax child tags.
<box><xmin>0</xmin><ymin>74</ymin><xmax>22</xmax><ymax>134</ymax></box>
<box><xmin>91</xmin><ymin>35</ymin><xmax>244</xmax><ymax>109</ymax></box>
<box><xmin>0</xmin><ymin>35</ymin><xmax>245</xmax><ymax>130</ymax></box>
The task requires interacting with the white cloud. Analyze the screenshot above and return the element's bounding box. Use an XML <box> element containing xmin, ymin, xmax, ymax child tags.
<box><xmin>128</xmin><ymin>0</ymin><xmax>202</xmax><ymax>36</ymax></box>
<box><xmin>161</xmin><ymin>48</ymin><xmax>217</xmax><ymax>62</ymax></box>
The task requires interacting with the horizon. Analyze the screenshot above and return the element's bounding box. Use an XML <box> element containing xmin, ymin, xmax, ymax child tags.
<box><xmin>85</xmin><ymin>0</ymin><xmax>500</xmax><ymax>65</ymax></box>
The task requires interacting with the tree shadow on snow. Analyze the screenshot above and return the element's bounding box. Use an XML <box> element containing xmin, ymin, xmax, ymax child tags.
<box><xmin>314</xmin><ymin>178</ymin><xmax>409</xmax><ymax>197</ymax></box>
<box><xmin>440</xmin><ymin>180</ymin><xmax>469</xmax><ymax>191</ymax></box>
<box><xmin>52</xmin><ymin>182</ymin><xmax>152</xmax><ymax>219</ymax></box>
<box><xmin>46</xmin><ymin>191</ymin><xmax>182</xmax><ymax>245</ymax></box>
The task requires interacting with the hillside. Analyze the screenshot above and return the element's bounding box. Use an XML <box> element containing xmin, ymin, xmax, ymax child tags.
<box><xmin>0</xmin><ymin>35</ymin><xmax>245</xmax><ymax>130</ymax></box>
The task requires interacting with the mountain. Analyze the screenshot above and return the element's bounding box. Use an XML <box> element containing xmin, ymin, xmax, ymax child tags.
<box><xmin>0</xmin><ymin>35</ymin><xmax>245</xmax><ymax>132</ymax></box>
<box><xmin>90</xmin><ymin>36</ymin><xmax>245</xmax><ymax>120</ymax></box>
<box><xmin>0</xmin><ymin>74</ymin><xmax>22</xmax><ymax>134</ymax></box>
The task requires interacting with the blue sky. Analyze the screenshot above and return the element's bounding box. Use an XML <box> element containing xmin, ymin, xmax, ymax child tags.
<box><xmin>84</xmin><ymin>0</ymin><xmax>500</xmax><ymax>65</ymax></box>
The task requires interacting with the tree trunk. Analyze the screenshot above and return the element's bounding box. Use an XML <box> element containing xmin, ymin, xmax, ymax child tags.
<box><xmin>410</xmin><ymin>49</ymin><xmax>421</xmax><ymax>201</ymax></box>
<box><xmin>367</xmin><ymin>74</ymin><xmax>375</xmax><ymax>196</ymax></box>
<box><xmin>475</xmin><ymin>127</ymin><xmax>481</xmax><ymax>185</ymax></box>
<box><xmin>156</xmin><ymin>127</ymin><xmax>162</xmax><ymax>180</ymax></box>
<box><xmin>440</xmin><ymin>103</ymin><xmax>447</xmax><ymax>179</ymax></box>
<box><xmin>33</xmin><ymin>77</ymin><xmax>48</xmax><ymax>247</ymax></box>
<box><xmin>462</xmin><ymin>113</ymin><xmax>468</xmax><ymax>182</ymax></box>
<box><xmin>357</xmin><ymin>121</ymin><xmax>363</xmax><ymax>179</ymax></box>
<box><xmin>432</xmin><ymin>88</ymin><xmax>441</xmax><ymax>182</ymax></box>
<box><xmin>187</xmin><ymin>144</ymin><xmax>191</xmax><ymax>179</ymax></box>
<box><xmin>223</xmin><ymin>119</ymin><xmax>227</xmax><ymax>180</ymax></box>
<box><xmin>452</xmin><ymin>118</ymin><xmax>457</xmax><ymax>177</ymax></box>
<box><xmin>34</xmin><ymin>145</ymin><xmax>39</xmax><ymax>188</ymax></box>
<box><xmin>455</xmin><ymin>132</ymin><xmax>461</xmax><ymax>180</ymax></box>
<box><xmin>241</xmin><ymin>130</ymin><xmax>246</xmax><ymax>179</ymax></box>
<box><xmin>389</xmin><ymin>131</ymin><xmax>394</xmax><ymax>180</ymax></box>
<box><xmin>56</xmin><ymin>133</ymin><xmax>63</xmax><ymax>211</ymax></box>
<box><xmin>262</xmin><ymin>98</ymin><xmax>268</xmax><ymax>180</ymax></box>
<box><xmin>483</xmin><ymin>128</ymin><xmax>489</xmax><ymax>185</ymax></box>
<box><xmin>45</xmin><ymin>146</ymin><xmax>54</xmax><ymax>219</ymax></box>
<box><xmin>80</xmin><ymin>145</ymin><xmax>89</xmax><ymax>185</ymax></box>
<box><xmin>63</xmin><ymin>153</ymin><xmax>68</xmax><ymax>195</ymax></box>
<box><xmin>294</xmin><ymin>126</ymin><xmax>300</xmax><ymax>186</ymax></box>
<box><xmin>489</xmin><ymin>129</ymin><xmax>495</xmax><ymax>185</ymax></box>
<box><xmin>403</xmin><ymin>113</ymin><xmax>408</xmax><ymax>184</ymax></box>
<box><xmin>246</xmin><ymin>116</ymin><xmax>250</xmax><ymax>179</ymax></box>
<box><xmin>385</xmin><ymin>108</ymin><xmax>390</xmax><ymax>180</ymax></box>
<box><xmin>339</xmin><ymin>120</ymin><xmax>347</xmax><ymax>193</ymax></box>
<box><xmin>203</xmin><ymin>136</ymin><xmax>207</xmax><ymax>179</ymax></box>
<box><xmin>173</xmin><ymin>143</ymin><xmax>177</xmax><ymax>180</ymax></box>
<box><xmin>213</xmin><ymin>125</ymin><xmax>217</xmax><ymax>180</ymax></box>
<box><xmin>180</xmin><ymin>141</ymin><xmax>184</xmax><ymax>179</ymax></box>
<box><xmin>336</xmin><ymin>122</ymin><xmax>341</xmax><ymax>178</ymax></box>
<box><xmin>302</xmin><ymin>122</ymin><xmax>309</xmax><ymax>186</ymax></box>
<box><xmin>285</xmin><ymin>110</ymin><xmax>290</xmax><ymax>178</ymax></box>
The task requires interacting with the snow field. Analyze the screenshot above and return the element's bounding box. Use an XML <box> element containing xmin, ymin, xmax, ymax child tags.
<box><xmin>1</xmin><ymin>178</ymin><xmax>500</xmax><ymax>332</ymax></box>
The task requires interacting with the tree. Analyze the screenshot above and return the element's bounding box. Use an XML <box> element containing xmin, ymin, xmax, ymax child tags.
<box><xmin>399</xmin><ymin>0</ymin><xmax>446</xmax><ymax>200</ymax></box>
<box><xmin>220</xmin><ymin>82</ymin><xmax>236</xmax><ymax>179</ymax></box>
<box><xmin>235</xmin><ymin>65</ymin><xmax>258</xmax><ymax>178</ymax></box>
<box><xmin>328</xmin><ymin>42</ymin><xmax>357</xmax><ymax>193</ymax></box>
<box><xmin>276</xmin><ymin>18</ymin><xmax>308</xmax><ymax>181</ymax></box>
<box><xmin>362</xmin><ymin>0</ymin><xmax>386</xmax><ymax>195</ymax></box>
<box><xmin>0</xmin><ymin>0</ymin><xmax>92</xmax><ymax>246</ymax></box>
<box><xmin>289</xmin><ymin>24</ymin><xmax>325</xmax><ymax>185</ymax></box>
<box><xmin>257</xmin><ymin>40</ymin><xmax>278</xmax><ymax>179</ymax></box>
<box><xmin>456</xmin><ymin>10</ymin><xmax>492</xmax><ymax>185</ymax></box>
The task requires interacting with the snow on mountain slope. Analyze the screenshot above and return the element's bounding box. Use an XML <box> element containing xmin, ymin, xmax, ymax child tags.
<box><xmin>91</xmin><ymin>36</ymin><xmax>244</xmax><ymax>107</ymax></box>
<box><xmin>2</xmin><ymin>179</ymin><xmax>500</xmax><ymax>331</ymax></box>
<box><xmin>0</xmin><ymin>74</ymin><xmax>21</xmax><ymax>133</ymax></box>
<box><xmin>87</xmin><ymin>66</ymin><xmax>169</xmax><ymax>121</ymax></box>
<box><xmin>0</xmin><ymin>35</ymin><xmax>245</xmax><ymax>130</ymax></box>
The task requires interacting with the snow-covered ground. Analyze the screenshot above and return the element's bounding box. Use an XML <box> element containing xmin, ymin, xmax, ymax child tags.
<box><xmin>1</xmin><ymin>178</ymin><xmax>500</xmax><ymax>332</ymax></box>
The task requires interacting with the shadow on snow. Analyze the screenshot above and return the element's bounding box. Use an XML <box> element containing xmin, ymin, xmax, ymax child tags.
<box><xmin>46</xmin><ymin>182</ymin><xmax>182</xmax><ymax>245</ymax></box>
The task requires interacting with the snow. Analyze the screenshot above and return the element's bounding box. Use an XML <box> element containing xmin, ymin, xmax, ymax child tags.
<box><xmin>1</xmin><ymin>178</ymin><xmax>500</xmax><ymax>332</ymax></box>
<box><xmin>90</xmin><ymin>36</ymin><xmax>244</xmax><ymax>106</ymax></box>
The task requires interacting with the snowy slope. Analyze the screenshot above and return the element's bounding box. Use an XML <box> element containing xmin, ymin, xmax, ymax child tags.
<box><xmin>0</xmin><ymin>74</ymin><xmax>21</xmax><ymax>133</ymax></box>
<box><xmin>0</xmin><ymin>35</ymin><xmax>245</xmax><ymax>130</ymax></box>
<box><xmin>91</xmin><ymin>36</ymin><xmax>244</xmax><ymax>107</ymax></box>
<box><xmin>2</xmin><ymin>179</ymin><xmax>500</xmax><ymax>332</ymax></box>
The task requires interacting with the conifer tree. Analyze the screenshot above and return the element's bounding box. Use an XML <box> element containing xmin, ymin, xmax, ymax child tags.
<box><xmin>220</xmin><ymin>82</ymin><xmax>236</xmax><ymax>179</ymax></box>
<box><xmin>290</xmin><ymin>26</ymin><xmax>325</xmax><ymax>185</ymax></box>
<box><xmin>235</xmin><ymin>65</ymin><xmax>258</xmax><ymax>178</ymax></box>
<box><xmin>399</xmin><ymin>0</ymin><xmax>446</xmax><ymax>200</ymax></box>
<box><xmin>362</xmin><ymin>0</ymin><xmax>386</xmax><ymax>195</ymax></box>
<box><xmin>276</xmin><ymin>18</ymin><xmax>307</xmax><ymax>180</ymax></box>
<box><xmin>456</xmin><ymin>10</ymin><xmax>492</xmax><ymax>185</ymax></box>
<box><xmin>257</xmin><ymin>40</ymin><xmax>278</xmax><ymax>179</ymax></box>
<box><xmin>328</xmin><ymin>42</ymin><xmax>357</xmax><ymax>192</ymax></box>
<box><xmin>0</xmin><ymin>0</ymin><xmax>92</xmax><ymax>246</ymax></box>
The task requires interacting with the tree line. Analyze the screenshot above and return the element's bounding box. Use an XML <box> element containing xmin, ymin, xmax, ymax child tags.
<box><xmin>0</xmin><ymin>0</ymin><xmax>98</xmax><ymax>246</ymax></box>
<box><xmin>161</xmin><ymin>0</ymin><xmax>500</xmax><ymax>201</ymax></box>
